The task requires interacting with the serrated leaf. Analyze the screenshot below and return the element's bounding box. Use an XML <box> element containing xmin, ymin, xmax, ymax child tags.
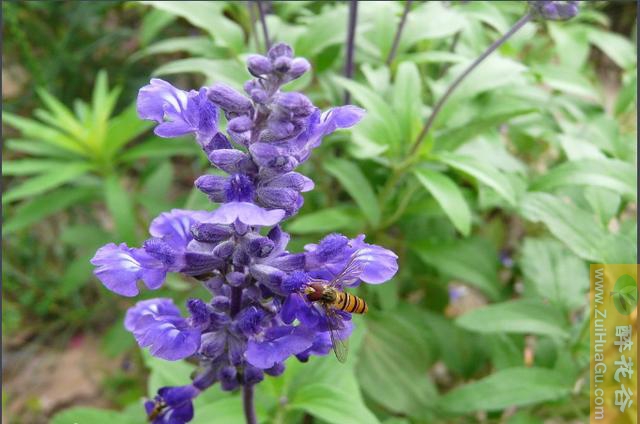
<box><xmin>413</xmin><ymin>168</ymin><xmax>471</xmax><ymax>236</ymax></box>
<box><xmin>439</xmin><ymin>367</ymin><xmax>572</xmax><ymax>414</ymax></box>
<box><xmin>324</xmin><ymin>159</ymin><xmax>380</xmax><ymax>227</ymax></box>
<box><xmin>456</xmin><ymin>299</ymin><xmax>570</xmax><ymax>339</ymax></box>
<box><xmin>437</xmin><ymin>153</ymin><xmax>517</xmax><ymax>205</ymax></box>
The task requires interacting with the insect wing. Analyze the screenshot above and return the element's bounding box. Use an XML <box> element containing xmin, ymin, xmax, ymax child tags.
<box><xmin>324</xmin><ymin>307</ymin><xmax>349</xmax><ymax>363</ymax></box>
<box><xmin>329</xmin><ymin>254</ymin><xmax>363</xmax><ymax>288</ymax></box>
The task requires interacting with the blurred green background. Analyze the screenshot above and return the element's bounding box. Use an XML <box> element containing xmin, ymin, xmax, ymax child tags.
<box><xmin>2</xmin><ymin>1</ymin><xmax>637</xmax><ymax>423</ymax></box>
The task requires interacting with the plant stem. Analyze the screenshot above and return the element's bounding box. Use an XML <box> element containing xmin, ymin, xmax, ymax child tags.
<box><xmin>242</xmin><ymin>384</ymin><xmax>258</xmax><ymax>424</ymax></box>
<box><xmin>408</xmin><ymin>13</ymin><xmax>532</xmax><ymax>156</ymax></box>
<box><xmin>385</xmin><ymin>0</ymin><xmax>413</xmax><ymax>66</ymax></box>
<box><xmin>230</xmin><ymin>286</ymin><xmax>242</xmax><ymax>317</ymax></box>
<box><xmin>343</xmin><ymin>0</ymin><xmax>358</xmax><ymax>104</ymax></box>
<box><xmin>247</xmin><ymin>1</ymin><xmax>261</xmax><ymax>51</ymax></box>
<box><xmin>257</xmin><ymin>0</ymin><xmax>271</xmax><ymax>51</ymax></box>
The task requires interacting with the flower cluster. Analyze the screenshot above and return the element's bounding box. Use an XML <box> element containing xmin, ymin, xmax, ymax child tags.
<box><xmin>528</xmin><ymin>0</ymin><xmax>579</xmax><ymax>21</ymax></box>
<box><xmin>91</xmin><ymin>43</ymin><xmax>398</xmax><ymax>424</ymax></box>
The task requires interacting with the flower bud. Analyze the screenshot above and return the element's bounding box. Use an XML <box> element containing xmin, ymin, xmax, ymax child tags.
<box><xmin>211</xmin><ymin>295</ymin><xmax>230</xmax><ymax>310</ymax></box>
<box><xmin>226</xmin><ymin>271</ymin><xmax>246</xmax><ymax>287</ymax></box>
<box><xmin>244</xmin><ymin>233</ymin><xmax>275</xmax><ymax>258</ymax></box>
<box><xmin>267</xmin><ymin>42</ymin><xmax>293</xmax><ymax>60</ymax></box>
<box><xmin>219</xmin><ymin>366</ymin><xmax>239</xmax><ymax>391</ymax></box>
<box><xmin>191</xmin><ymin>223</ymin><xmax>233</xmax><ymax>243</ymax></box>
<box><xmin>288</xmin><ymin>58</ymin><xmax>311</xmax><ymax>80</ymax></box>
<box><xmin>228</xmin><ymin>115</ymin><xmax>253</xmax><ymax>133</ymax></box>
<box><xmin>243</xmin><ymin>365</ymin><xmax>264</xmax><ymax>385</ymax></box>
<box><xmin>275</xmin><ymin>92</ymin><xmax>314</xmax><ymax>116</ymax></box>
<box><xmin>187</xmin><ymin>298</ymin><xmax>211</xmax><ymax>328</ymax></box>
<box><xmin>265</xmin><ymin>362</ymin><xmax>285</xmax><ymax>376</ymax></box>
<box><xmin>247</xmin><ymin>55</ymin><xmax>273</xmax><ymax>76</ymax></box>
<box><xmin>208</xmin><ymin>84</ymin><xmax>252</xmax><ymax>113</ymax></box>
<box><xmin>199</xmin><ymin>331</ymin><xmax>226</xmax><ymax>358</ymax></box>
<box><xmin>195</xmin><ymin>175</ymin><xmax>227</xmax><ymax>202</ymax></box>
<box><xmin>273</xmin><ymin>56</ymin><xmax>291</xmax><ymax>73</ymax></box>
<box><xmin>529</xmin><ymin>0</ymin><xmax>578</xmax><ymax>21</ymax></box>
<box><xmin>250</xmin><ymin>89</ymin><xmax>268</xmax><ymax>104</ymax></box>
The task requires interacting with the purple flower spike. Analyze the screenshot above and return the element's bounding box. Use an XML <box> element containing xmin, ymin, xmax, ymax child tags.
<box><xmin>529</xmin><ymin>1</ymin><xmax>579</xmax><ymax>21</ymax></box>
<box><xmin>137</xmin><ymin>79</ymin><xmax>218</xmax><ymax>142</ymax></box>
<box><xmin>91</xmin><ymin>243</ymin><xmax>168</xmax><ymax>297</ymax></box>
<box><xmin>150</xmin><ymin>209</ymin><xmax>212</xmax><ymax>250</ymax></box>
<box><xmin>125</xmin><ymin>298</ymin><xmax>201</xmax><ymax>361</ymax></box>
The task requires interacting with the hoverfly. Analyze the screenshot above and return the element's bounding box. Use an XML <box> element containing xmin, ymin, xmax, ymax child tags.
<box><xmin>147</xmin><ymin>399</ymin><xmax>166</xmax><ymax>422</ymax></box>
<box><xmin>303</xmin><ymin>254</ymin><xmax>368</xmax><ymax>362</ymax></box>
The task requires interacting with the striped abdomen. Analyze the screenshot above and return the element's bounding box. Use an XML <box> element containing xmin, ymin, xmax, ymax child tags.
<box><xmin>333</xmin><ymin>291</ymin><xmax>368</xmax><ymax>314</ymax></box>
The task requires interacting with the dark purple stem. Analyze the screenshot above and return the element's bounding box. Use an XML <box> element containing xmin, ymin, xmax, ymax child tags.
<box><xmin>242</xmin><ymin>384</ymin><xmax>258</xmax><ymax>424</ymax></box>
<box><xmin>408</xmin><ymin>13</ymin><xmax>532</xmax><ymax>156</ymax></box>
<box><xmin>257</xmin><ymin>0</ymin><xmax>271</xmax><ymax>51</ymax></box>
<box><xmin>343</xmin><ymin>0</ymin><xmax>358</xmax><ymax>104</ymax></box>
<box><xmin>230</xmin><ymin>286</ymin><xmax>242</xmax><ymax>317</ymax></box>
<box><xmin>385</xmin><ymin>0</ymin><xmax>413</xmax><ymax>65</ymax></box>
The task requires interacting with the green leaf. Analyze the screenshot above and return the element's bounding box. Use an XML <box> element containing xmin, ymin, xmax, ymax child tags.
<box><xmin>288</xmin><ymin>381</ymin><xmax>380</xmax><ymax>424</ymax></box>
<box><xmin>4</xmin><ymin>138</ymin><xmax>75</xmax><ymax>158</ymax></box>
<box><xmin>118</xmin><ymin>137</ymin><xmax>201</xmax><ymax>162</ymax></box>
<box><xmin>191</xmin><ymin>397</ymin><xmax>245</xmax><ymax>424</ymax></box>
<box><xmin>286</xmin><ymin>207</ymin><xmax>363</xmax><ymax>234</ymax></box>
<box><xmin>519</xmin><ymin>192</ymin><xmax>632</xmax><ymax>263</ymax></box>
<box><xmin>437</xmin><ymin>153</ymin><xmax>517</xmax><ymax>205</ymax></box>
<box><xmin>142</xmin><ymin>351</ymin><xmax>195</xmax><ymax>395</ymax></box>
<box><xmin>141</xmin><ymin>1</ymin><xmax>244</xmax><ymax>52</ymax></box>
<box><xmin>414</xmin><ymin>238</ymin><xmax>501</xmax><ymax>300</ymax></box>
<box><xmin>520</xmin><ymin>238</ymin><xmax>588</xmax><ymax>310</ymax></box>
<box><xmin>3</xmin><ymin>187</ymin><xmax>95</xmax><ymax>234</ymax></box>
<box><xmin>393</xmin><ymin>62</ymin><xmax>422</xmax><ymax>144</ymax></box>
<box><xmin>104</xmin><ymin>175</ymin><xmax>138</xmax><ymax>245</ymax></box>
<box><xmin>413</xmin><ymin>168</ymin><xmax>471</xmax><ymax>236</ymax></box>
<box><xmin>2</xmin><ymin>159</ymin><xmax>79</xmax><ymax>176</ymax></box>
<box><xmin>439</xmin><ymin>367</ymin><xmax>572</xmax><ymax>414</ymax></box>
<box><xmin>588</xmin><ymin>28</ymin><xmax>636</xmax><ymax>69</ymax></box>
<box><xmin>36</xmin><ymin>88</ymin><xmax>86</xmax><ymax>140</ymax></box>
<box><xmin>531</xmin><ymin>159</ymin><xmax>636</xmax><ymax>200</ymax></box>
<box><xmin>584</xmin><ymin>186</ymin><xmax>621</xmax><ymax>226</ymax></box>
<box><xmin>356</xmin><ymin>307</ymin><xmax>438</xmax><ymax>419</ymax></box>
<box><xmin>332</xmin><ymin>76</ymin><xmax>402</xmax><ymax>153</ymax></box>
<box><xmin>2</xmin><ymin>163</ymin><xmax>92</xmax><ymax>204</ymax></box>
<box><xmin>2</xmin><ymin>113</ymin><xmax>88</xmax><ymax>154</ymax></box>
<box><xmin>456</xmin><ymin>299</ymin><xmax>570</xmax><ymax>339</ymax></box>
<box><xmin>132</xmin><ymin>36</ymin><xmax>214</xmax><ymax>61</ymax></box>
<box><xmin>139</xmin><ymin>8</ymin><xmax>176</xmax><ymax>46</ymax></box>
<box><xmin>324</xmin><ymin>159</ymin><xmax>380</xmax><ymax>227</ymax></box>
<box><xmin>153</xmin><ymin>58</ymin><xmax>247</xmax><ymax>89</ymax></box>
<box><xmin>105</xmin><ymin>104</ymin><xmax>153</xmax><ymax>157</ymax></box>
<box><xmin>294</xmin><ymin>4</ymin><xmax>349</xmax><ymax>58</ymax></box>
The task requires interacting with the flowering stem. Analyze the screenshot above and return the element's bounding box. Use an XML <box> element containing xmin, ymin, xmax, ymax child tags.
<box><xmin>408</xmin><ymin>13</ymin><xmax>532</xmax><ymax>156</ymax></box>
<box><xmin>343</xmin><ymin>0</ymin><xmax>358</xmax><ymax>104</ymax></box>
<box><xmin>385</xmin><ymin>0</ymin><xmax>413</xmax><ymax>66</ymax></box>
<box><xmin>242</xmin><ymin>384</ymin><xmax>258</xmax><ymax>424</ymax></box>
<box><xmin>257</xmin><ymin>0</ymin><xmax>271</xmax><ymax>51</ymax></box>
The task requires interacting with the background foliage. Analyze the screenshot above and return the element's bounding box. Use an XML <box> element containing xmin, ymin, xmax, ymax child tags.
<box><xmin>2</xmin><ymin>1</ymin><xmax>637</xmax><ymax>423</ymax></box>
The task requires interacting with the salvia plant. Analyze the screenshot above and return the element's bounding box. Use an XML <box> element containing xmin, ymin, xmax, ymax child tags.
<box><xmin>90</xmin><ymin>42</ymin><xmax>398</xmax><ymax>424</ymax></box>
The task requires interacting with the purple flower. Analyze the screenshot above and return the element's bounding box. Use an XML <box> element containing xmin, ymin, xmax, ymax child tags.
<box><xmin>529</xmin><ymin>1</ymin><xmax>579</xmax><ymax>21</ymax></box>
<box><xmin>145</xmin><ymin>384</ymin><xmax>200</xmax><ymax>424</ymax></box>
<box><xmin>207</xmin><ymin>202</ymin><xmax>285</xmax><ymax>226</ymax></box>
<box><xmin>91</xmin><ymin>243</ymin><xmax>167</xmax><ymax>297</ymax></box>
<box><xmin>125</xmin><ymin>298</ymin><xmax>201</xmax><ymax>360</ymax></box>
<box><xmin>305</xmin><ymin>234</ymin><xmax>399</xmax><ymax>285</ymax></box>
<box><xmin>245</xmin><ymin>325</ymin><xmax>316</xmax><ymax>369</ymax></box>
<box><xmin>137</xmin><ymin>79</ymin><xmax>218</xmax><ymax>143</ymax></box>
